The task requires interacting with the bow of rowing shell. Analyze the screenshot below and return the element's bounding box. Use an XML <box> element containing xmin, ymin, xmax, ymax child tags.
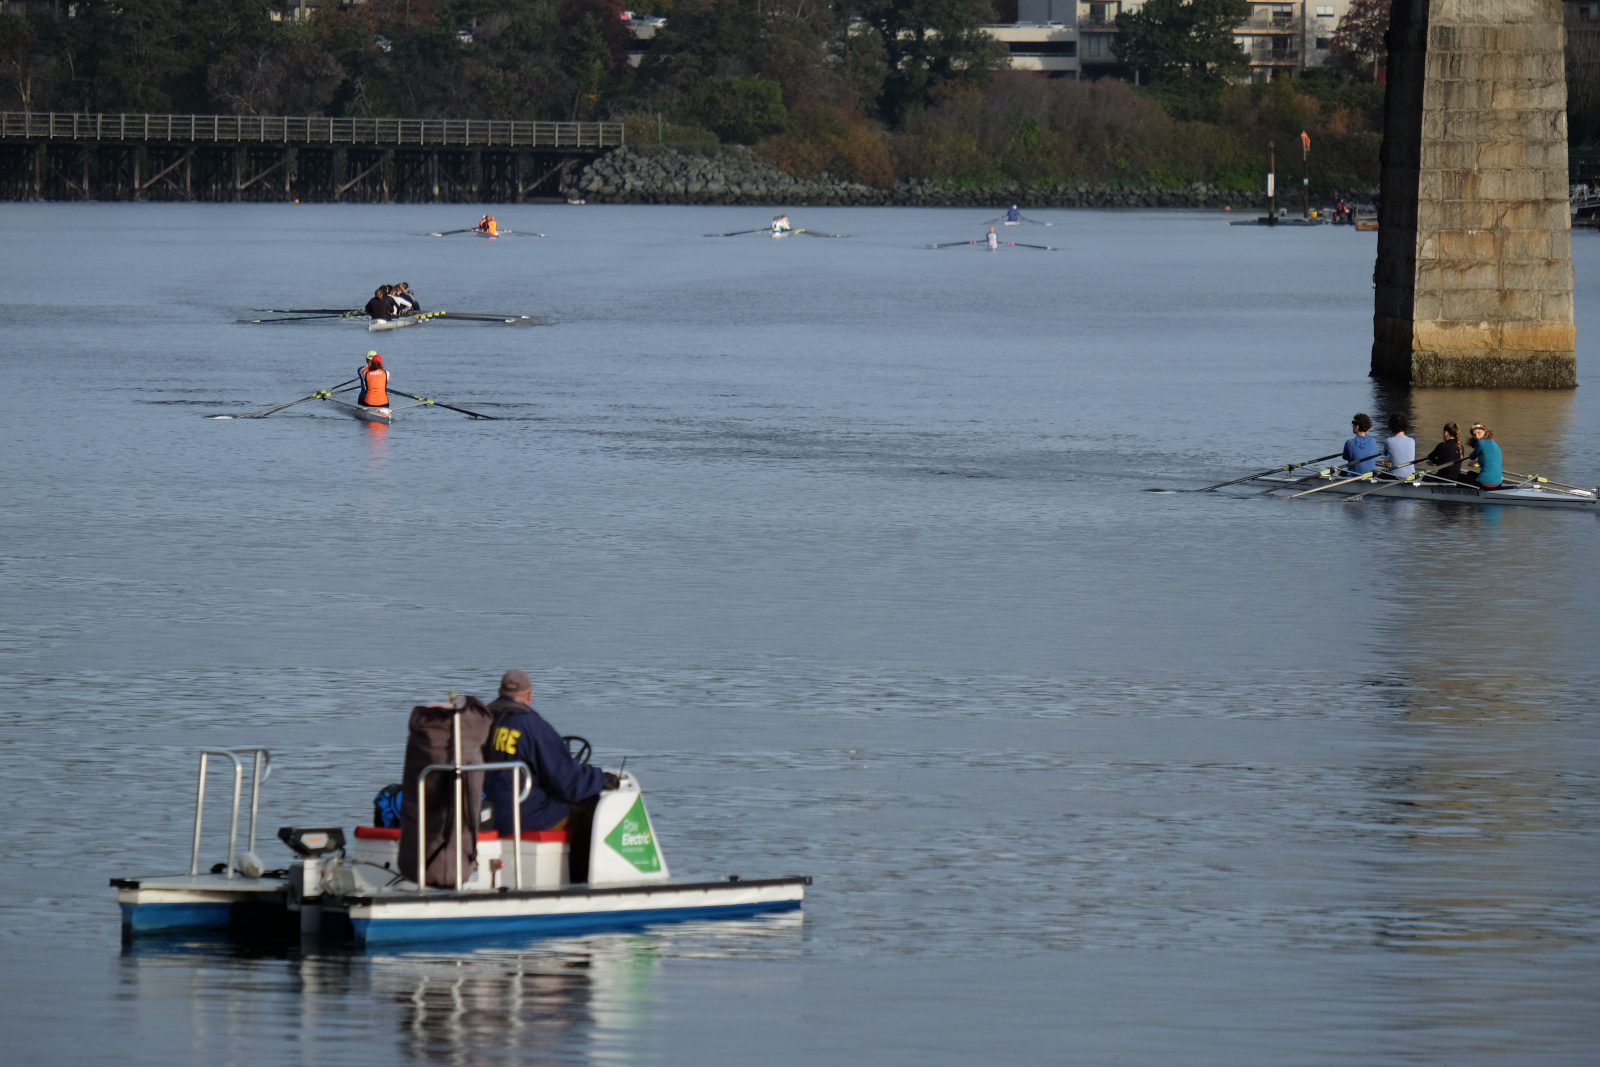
<box><xmin>0</xmin><ymin>113</ymin><xmax>624</xmax><ymax>203</ymax></box>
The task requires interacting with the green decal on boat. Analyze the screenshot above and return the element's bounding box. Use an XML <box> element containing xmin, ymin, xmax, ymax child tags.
<box><xmin>604</xmin><ymin>796</ymin><xmax>661</xmax><ymax>873</ymax></box>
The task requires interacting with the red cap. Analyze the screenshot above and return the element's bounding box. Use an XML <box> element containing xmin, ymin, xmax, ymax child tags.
<box><xmin>369</xmin><ymin>354</ymin><xmax>383</xmax><ymax>365</ymax></box>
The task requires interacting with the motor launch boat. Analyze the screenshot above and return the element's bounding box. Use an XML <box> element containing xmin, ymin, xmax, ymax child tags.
<box><xmin>113</xmin><ymin>715</ymin><xmax>808</xmax><ymax>947</ymax></box>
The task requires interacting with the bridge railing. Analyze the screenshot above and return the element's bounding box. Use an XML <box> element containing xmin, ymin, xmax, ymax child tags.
<box><xmin>0</xmin><ymin>113</ymin><xmax>624</xmax><ymax>149</ymax></box>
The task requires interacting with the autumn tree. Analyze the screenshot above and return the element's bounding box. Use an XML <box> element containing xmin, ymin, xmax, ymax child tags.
<box><xmin>1328</xmin><ymin>0</ymin><xmax>1389</xmax><ymax>81</ymax></box>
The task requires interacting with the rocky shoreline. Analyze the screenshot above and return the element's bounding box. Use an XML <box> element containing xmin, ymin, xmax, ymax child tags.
<box><xmin>564</xmin><ymin>145</ymin><xmax>1270</xmax><ymax>209</ymax></box>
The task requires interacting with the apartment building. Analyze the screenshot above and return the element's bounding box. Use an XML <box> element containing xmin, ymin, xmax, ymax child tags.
<box><xmin>991</xmin><ymin>0</ymin><xmax>1353</xmax><ymax>79</ymax></box>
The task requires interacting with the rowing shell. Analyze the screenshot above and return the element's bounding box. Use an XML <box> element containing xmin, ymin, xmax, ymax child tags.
<box><xmin>345</xmin><ymin>403</ymin><xmax>392</xmax><ymax>425</ymax></box>
<box><xmin>369</xmin><ymin>314</ymin><xmax>428</xmax><ymax>332</ymax></box>
<box><xmin>1257</xmin><ymin>472</ymin><xmax>1597</xmax><ymax>509</ymax></box>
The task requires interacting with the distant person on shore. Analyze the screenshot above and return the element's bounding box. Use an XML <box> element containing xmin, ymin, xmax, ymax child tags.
<box><xmin>1466</xmin><ymin>424</ymin><xmax>1504</xmax><ymax>489</ymax></box>
<box><xmin>1342</xmin><ymin>413</ymin><xmax>1381</xmax><ymax>475</ymax></box>
<box><xmin>986</xmin><ymin>226</ymin><xmax>999</xmax><ymax>250</ymax></box>
<box><xmin>365</xmin><ymin>286</ymin><xmax>395</xmax><ymax>319</ymax></box>
<box><xmin>358</xmin><ymin>352</ymin><xmax>389</xmax><ymax>408</ymax></box>
<box><xmin>1425</xmin><ymin>423</ymin><xmax>1465</xmax><ymax>481</ymax></box>
<box><xmin>1383</xmin><ymin>413</ymin><xmax>1416</xmax><ymax>477</ymax></box>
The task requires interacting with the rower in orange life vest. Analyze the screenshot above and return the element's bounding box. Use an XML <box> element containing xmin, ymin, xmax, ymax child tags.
<box><xmin>477</xmin><ymin>214</ymin><xmax>498</xmax><ymax>238</ymax></box>
<box><xmin>358</xmin><ymin>351</ymin><xmax>389</xmax><ymax>409</ymax></box>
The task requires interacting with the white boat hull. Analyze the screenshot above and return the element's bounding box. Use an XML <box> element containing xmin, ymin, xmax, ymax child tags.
<box><xmin>343</xmin><ymin>877</ymin><xmax>807</xmax><ymax>946</ymax></box>
<box><xmin>113</xmin><ymin>873</ymin><xmax>287</xmax><ymax>933</ymax></box>
<box><xmin>368</xmin><ymin>315</ymin><xmax>418</xmax><ymax>331</ymax></box>
<box><xmin>1259</xmin><ymin>473</ymin><xmax>1596</xmax><ymax>509</ymax></box>
<box><xmin>344</xmin><ymin>404</ymin><xmax>392</xmax><ymax>425</ymax></box>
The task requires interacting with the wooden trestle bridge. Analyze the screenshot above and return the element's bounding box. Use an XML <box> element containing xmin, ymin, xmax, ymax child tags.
<box><xmin>0</xmin><ymin>113</ymin><xmax>624</xmax><ymax>202</ymax></box>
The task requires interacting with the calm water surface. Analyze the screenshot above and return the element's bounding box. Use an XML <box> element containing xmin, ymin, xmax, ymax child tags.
<box><xmin>1</xmin><ymin>203</ymin><xmax>1597</xmax><ymax>1064</ymax></box>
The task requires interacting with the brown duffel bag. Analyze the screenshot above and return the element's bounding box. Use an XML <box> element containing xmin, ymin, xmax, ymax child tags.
<box><xmin>398</xmin><ymin>695</ymin><xmax>493</xmax><ymax>888</ymax></box>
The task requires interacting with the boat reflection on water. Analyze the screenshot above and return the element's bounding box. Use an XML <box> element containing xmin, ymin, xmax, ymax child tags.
<box><xmin>118</xmin><ymin>913</ymin><xmax>804</xmax><ymax>1063</ymax></box>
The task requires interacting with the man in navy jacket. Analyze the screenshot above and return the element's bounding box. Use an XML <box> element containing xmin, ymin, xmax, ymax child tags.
<box><xmin>483</xmin><ymin>670</ymin><xmax>615</xmax><ymax>880</ymax></box>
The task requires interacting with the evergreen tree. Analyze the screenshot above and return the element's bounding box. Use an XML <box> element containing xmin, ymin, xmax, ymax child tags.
<box><xmin>1113</xmin><ymin>0</ymin><xmax>1250</xmax><ymax>86</ymax></box>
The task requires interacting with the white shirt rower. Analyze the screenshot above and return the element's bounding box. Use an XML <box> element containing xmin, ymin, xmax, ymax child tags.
<box><xmin>1385</xmin><ymin>414</ymin><xmax>1416</xmax><ymax>477</ymax></box>
<box><xmin>771</xmin><ymin>215</ymin><xmax>792</xmax><ymax>235</ymax></box>
<box><xmin>986</xmin><ymin>227</ymin><xmax>999</xmax><ymax>250</ymax></box>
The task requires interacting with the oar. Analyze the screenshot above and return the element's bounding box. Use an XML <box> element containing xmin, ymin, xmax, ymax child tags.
<box><xmin>1006</xmin><ymin>241</ymin><xmax>1057</xmax><ymax>251</ymax></box>
<box><xmin>501</xmin><ymin>230</ymin><xmax>548</xmax><ymax>238</ymax></box>
<box><xmin>434</xmin><ymin>311</ymin><xmax>543</xmax><ymax>323</ymax></box>
<box><xmin>705</xmin><ymin>228</ymin><xmax>768</xmax><ymax>237</ymax></box>
<box><xmin>928</xmin><ymin>240</ymin><xmax>981</xmax><ymax>249</ymax></box>
<box><xmin>251</xmin><ymin>307</ymin><xmax>361</xmax><ymax>315</ymax></box>
<box><xmin>428</xmin><ymin>228</ymin><xmax>479</xmax><ymax>237</ymax></box>
<box><xmin>1255</xmin><ymin>468</ymin><xmax>1338</xmax><ymax>495</ymax></box>
<box><xmin>1343</xmin><ymin>466</ymin><xmax>1448</xmax><ymax>502</ymax></box>
<box><xmin>208</xmin><ymin>378</ymin><xmax>359</xmax><ymax>419</ymax></box>
<box><xmin>388</xmin><ymin>389</ymin><xmax>498</xmax><ymax>420</ymax></box>
<box><xmin>1503</xmin><ymin>469</ymin><xmax>1595</xmax><ymax>494</ymax></box>
<box><xmin>241</xmin><ymin>313</ymin><xmax>353</xmax><ymax>324</ymax></box>
<box><xmin>983</xmin><ymin>215</ymin><xmax>1051</xmax><ymax>226</ymax></box>
<box><xmin>1287</xmin><ymin>470</ymin><xmax>1378</xmax><ymax>498</ymax></box>
<box><xmin>795</xmin><ymin>228</ymin><xmax>848</xmax><ymax>238</ymax></box>
<box><xmin>1197</xmin><ymin>452</ymin><xmax>1343</xmax><ymax>492</ymax></box>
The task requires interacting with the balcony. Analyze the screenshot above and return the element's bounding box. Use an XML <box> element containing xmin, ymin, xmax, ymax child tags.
<box><xmin>1241</xmin><ymin>16</ymin><xmax>1303</xmax><ymax>34</ymax></box>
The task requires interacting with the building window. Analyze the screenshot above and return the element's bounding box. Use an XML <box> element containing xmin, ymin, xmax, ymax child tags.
<box><xmin>1087</xmin><ymin>34</ymin><xmax>1108</xmax><ymax>57</ymax></box>
<box><xmin>1315</xmin><ymin>36</ymin><xmax>1331</xmax><ymax>49</ymax></box>
<box><xmin>1316</xmin><ymin>5</ymin><xmax>1334</xmax><ymax>15</ymax></box>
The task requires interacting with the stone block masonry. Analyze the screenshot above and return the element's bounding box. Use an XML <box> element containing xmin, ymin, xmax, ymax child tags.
<box><xmin>1372</xmin><ymin>0</ymin><xmax>1577</xmax><ymax>388</ymax></box>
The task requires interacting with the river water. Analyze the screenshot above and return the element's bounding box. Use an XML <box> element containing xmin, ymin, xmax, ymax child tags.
<box><xmin>0</xmin><ymin>202</ymin><xmax>1596</xmax><ymax>1064</ymax></box>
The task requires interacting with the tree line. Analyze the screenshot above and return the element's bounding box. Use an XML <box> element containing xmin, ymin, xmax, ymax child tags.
<box><xmin>5</xmin><ymin>0</ymin><xmax>1531</xmax><ymax>194</ymax></box>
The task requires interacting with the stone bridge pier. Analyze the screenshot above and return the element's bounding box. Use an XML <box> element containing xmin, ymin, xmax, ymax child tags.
<box><xmin>1373</xmin><ymin>0</ymin><xmax>1577</xmax><ymax>388</ymax></box>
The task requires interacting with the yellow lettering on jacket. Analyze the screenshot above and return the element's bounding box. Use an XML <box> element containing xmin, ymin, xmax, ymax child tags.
<box><xmin>492</xmin><ymin>727</ymin><xmax>521</xmax><ymax>755</ymax></box>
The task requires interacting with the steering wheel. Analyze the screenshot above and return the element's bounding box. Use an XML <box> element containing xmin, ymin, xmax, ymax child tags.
<box><xmin>563</xmin><ymin>735</ymin><xmax>592</xmax><ymax>765</ymax></box>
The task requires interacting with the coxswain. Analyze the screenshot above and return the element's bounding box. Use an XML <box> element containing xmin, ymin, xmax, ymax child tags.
<box><xmin>1426</xmin><ymin>422</ymin><xmax>1466</xmax><ymax>481</ymax></box>
<box><xmin>1383</xmin><ymin>412</ymin><xmax>1415</xmax><ymax>477</ymax></box>
<box><xmin>771</xmin><ymin>214</ymin><xmax>792</xmax><ymax>235</ymax></box>
<box><xmin>1006</xmin><ymin>204</ymin><xmax>1021</xmax><ymax>223</ymax></box>
<box><xmin>1342</xmin><ymin>412</ymin><xmax>1381</xmax><ymax>475</ymax></box>
<box><xmin>1466</xmin><ymin>423</ymin><xmax>1504</xmax><ymax>489</ymax></box>
<box><xmin>358</xmin><ymin>351</ymin><xmax>389</xmax><ymax>408</ymax></box>
<box><xmin>365</xmin><ymin>286</ymin><xmax>394</xmax><ymax>319</ymax></box>
<box><xmin>986</xmin><ymin>226</ymin><xmax>999</xmax><ymax>250</ymax></box>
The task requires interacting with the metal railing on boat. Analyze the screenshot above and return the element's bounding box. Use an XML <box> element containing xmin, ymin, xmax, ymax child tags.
<box><xmin>417</xmin><ymin>759</ymin><xmax>533</xmax><ymax>892</ymax></box>
<box><xmin>190</xmin><ymin>748</ymin><xmax>271</xmax><ymax>879</ymax></box>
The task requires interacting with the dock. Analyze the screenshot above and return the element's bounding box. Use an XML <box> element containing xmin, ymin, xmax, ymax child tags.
<box><xmin>0</xmin><ymin>112</ymin><xmax>624</xmax><ymax>203</ymax></box>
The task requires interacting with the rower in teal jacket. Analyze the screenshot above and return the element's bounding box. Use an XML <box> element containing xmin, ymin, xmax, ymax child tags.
<box><xmin>1467</xmin><ymin>423</ymin><xmax>1503</xmax><ymax>487</ymax></box>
